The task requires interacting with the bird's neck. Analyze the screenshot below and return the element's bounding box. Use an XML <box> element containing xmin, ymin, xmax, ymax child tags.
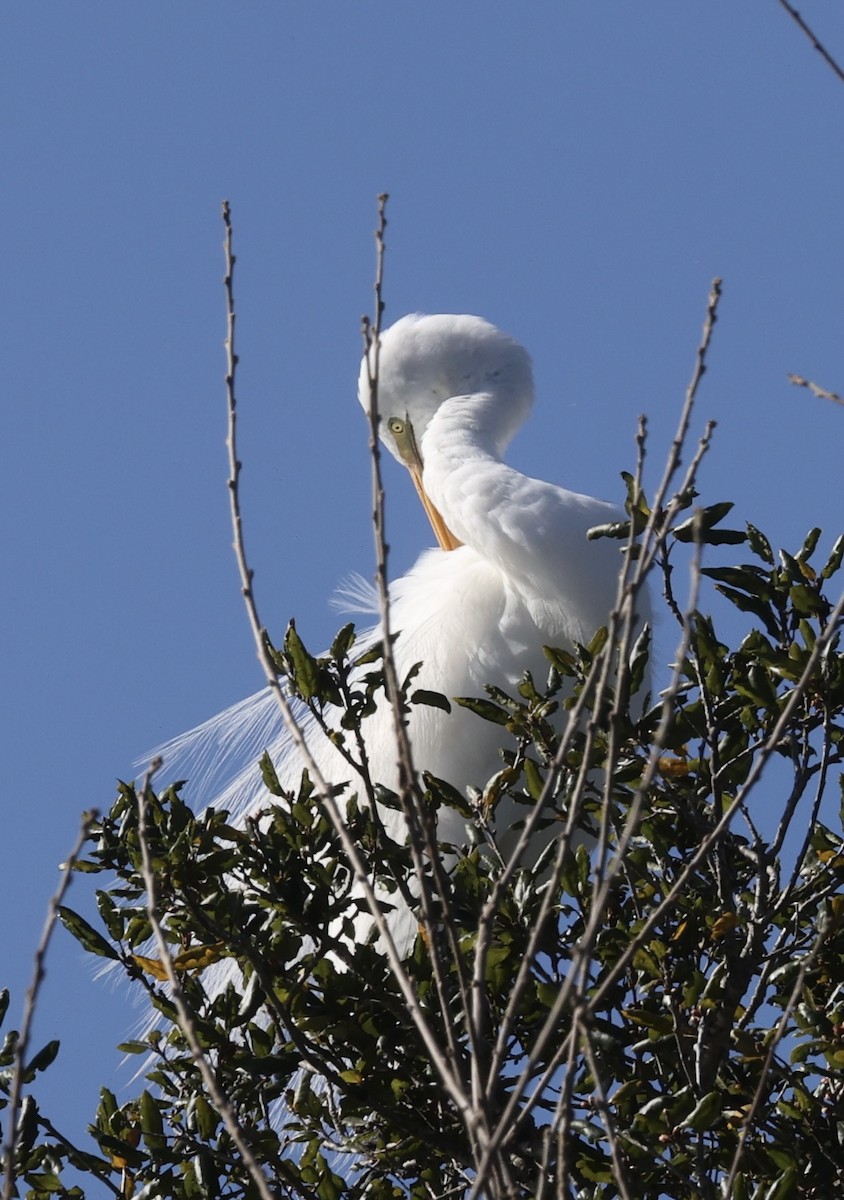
<box><xmin>420</xmin><ymin>392</ymin><xmax>518</xmax><ymax>550</ymax></box>
<box><xmin>420</xmin><ymin>390</ymin><xmax>622</xmax><ymax>643</ymax></box>
<box><xmin>421</xmin><ymin>392</ymin><xmax>503</xmax><ymax>468</ymax></box>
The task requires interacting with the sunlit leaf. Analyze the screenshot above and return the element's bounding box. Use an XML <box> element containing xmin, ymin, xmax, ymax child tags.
<box><xmin>710</xmin><ymin>912</ymin><xmax>740</xmax><ymax>940</ymax></box>
<box><xmin>131</xmin><ymin>954</ymin><xmax>169</xmax><ymax>982</ymax></box>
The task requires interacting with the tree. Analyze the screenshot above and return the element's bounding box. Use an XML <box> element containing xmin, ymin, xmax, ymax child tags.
<box><xmin>4</xmin><ymin>405</ymin><xmax>844</xmax><ymax>1200</ymax></box>
<box><xmin>3</xmin><ymin>205</ymin><xmax>844</xmax><ymax>1198</ymax></box>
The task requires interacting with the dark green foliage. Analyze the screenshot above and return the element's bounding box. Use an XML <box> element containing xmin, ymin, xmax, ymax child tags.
<box><xmin>2</xmin><ymin>516</ymin><xmax>843</xmax><ymax>1199</ymax></box>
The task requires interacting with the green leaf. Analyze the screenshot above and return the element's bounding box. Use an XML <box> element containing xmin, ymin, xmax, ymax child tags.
<box><xmin>454</xmin><ymin>696</ymin><xmax>510</xmax><ymax>726</ymax></box>
<box><xmin>423</xmin><ymin>773</ymin><xmax>474</xmax><ymax>819</ymax></box>
<box><xmin>140</xmin><ymin>1089</ymin><xmax>166</xmax><ymax>1153</ymax></box>
<box><xmin>329</xmin><ymin>621</ymin><xmax>357</xmax><ymax>661</ymax></box>
<box><xmin>821</xmin><ymin>533</ymin><xmax>844</xmax><ymax>580</ymax></box>
<box><xmin>15</xmin><ymin>1094</ymin><xmax>38</xmax><ymax>1155</ymax></box>
<box><xmin>746</xmin><ymin>523</ymin><xmax>774</xmax><ymax>564</ymax></box>
<box><xmin>97</xmin><ymin>1087</ymin><xmax>119</xmax><ymax>1122</ymax></box>
<box><xmin>543</xmin><ymin>645</ymin><xmax>578</xmax><ymax>676</ymax></box>
<box><xmin>96</xmin><ymin>891</ymin><xmax>125</xmax><ymax>942</ymax></box>
<box><xmin>621</xmin><ymin>470</ymin><xmax>651</xmax><ymax>519</ymax></box>
<box><xmin>796</xmin><ymin>527</ymin><xmax>822</xmax><ymax>562</ymax></box>
<box><xmin>284</xmin><ymin>619</ymin><xmax>320</xmax><ymax>699</ymax></box>
<box><xmin>58</xmin><ymin>907</ymin><xmax>118</xmax><ymax>960</ymax></box>
<box><xmin>674</xmin><ymin>502</ymin><xmax>735</xmax><ymax>540</ymax></box>
<box><xmin>193</xmin><ymin>1147</ymin><xmax>218</xmax><ymax>1197</ymax></box>
<box><xmin>622</xmin><ymin>1007</ymin><xmax>673</xmax><ymax>1034</ymax></box>
<box><xmin>768</xmin><ymin>1147</ymin><xmax>797</xmax><ymax>1171</ymax></box>
<box><xmin>25</xmin><ymin>1173</ymin><xmax>64</xmax><ymax>1194</ymax></box>
<box><xmin>789</xmin><ymin>583</ymin><xmax>825</xmax><ymax>616</ymax></box>
<box><xmin>195</xmin><ymin>1095</ymin><xmax>220</xmax><ymax>1140</ymax></box>
<box><xmin>673</xmin><ymin>504</ymin><xmax>746</xmax><ymax>546</ymax></box>
<box><xmin>115</xmin><ymin>1040</ymin><xmax>150</xmax><ymax>1055</ymax></box>
<box><xmin>686</xmin><ymin>526</ymin><xmax>748</xmax><ymax>545</ymax></box>
<box><xmin>628</xmin><ymin>623</ymin><xmax>651</xmax><ymax>695</ymax></box>
<box><xmin>707</xmin><ymin>584</ymin><xmax>780</xmax><ymax>639</ymax></box>
<box><xmin>353</xmin><ymin>638</ymin><xmax>386</xmax><ymax>666</ymax></box>
<box><xmin>732</xmin><ymin>1175</ymin><xmax>751</xmax><ymax>1200</ymax></box>
<box><xmin>700</xmin><ymin>565</ymin><xmax>772</xmax><ymax>599</ymax></box>
<box><xmin>410</xmin><ymin>688</ymin><xmax>451</xmax><ymax>713</ymax></box>
<box><xmin>586</xmin><ymin>625</ymin><xmax>609</xmax><ymax>658</ymax></box>
<box><xmin>587</xmin><ymin>520</ymin><xmax>633</xmax><ymax>540</ymax></box>
<box><xmin>680</xmin><ymin>1090</ymin><xmax>722</xmax><ymax>1131</ymax></box>
<box><xmin>523</xmin><ymin>757</ymin><xmax>545</xmax><ymax>801</ymax></box>
<box><xmin>26</xmin><ymin>1038</ymin><xmax>60</xmax><ymax>1074</ymax></box>
<box><xmin>764</xmin><ymin>1168</ymin><xmax>798</xmax><ymax>1200</ymax></box>
<box><xmin>259</xmin><ymin>751</ymin><xmax>285</xmax><ymax>798</ymax></box>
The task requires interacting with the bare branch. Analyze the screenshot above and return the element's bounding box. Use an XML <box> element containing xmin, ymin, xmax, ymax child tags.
<box><xmin>359</xmin><ymin>193</ymin><xmax>484</xmax><ymax>1162</ymax></box>
<box><xmin>1</xmin><ymin>812</ymin><xmax>100</xmax><ymax>1200</ymax></box>
<box><xmin>219</xmin><ymin>200</ymin><xmax>475</xmax><ymax>1129</ymax></box>
<box><xmin>722</xmin><ymin>906</ymin><xmax>835</xmax><ymax>1196</ymax></box>
<box><xmin>134</xmin><ymin>761</ymin><xmax>299</xmax><ymax>1200</ymax></box>
<box><xmin>580</xmin><ymin>1027</ymin><xmax>634</xmax><ymax>1200</ymax></box>
<box><xmin>776</xmin><ymin>0</ymin><xmax>844</xmax><ymax>87</ymax></box>
<box><xmin>650</xmin><ymin>277</ymin><xmax>723</xmax><ymax>520</ymax></box>
<box><xmin>788</xmin><ymin>372</ymin><xmax>844</xmax><ymax>406</ymax></box>
<box><xmin>479</xmin><ymin>279</ymin><xmax>725</xmax><ymax>1167</ymax></box>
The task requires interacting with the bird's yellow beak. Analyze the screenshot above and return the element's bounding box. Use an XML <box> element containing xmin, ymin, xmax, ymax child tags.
<box><xmin>388</xmin><ymin>416</ymin><xmax>462</xmax><ymax>552</ymax></box>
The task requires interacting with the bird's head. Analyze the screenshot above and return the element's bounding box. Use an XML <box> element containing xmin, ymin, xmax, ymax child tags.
<box><xmin>358</xmin><ymin>313</ymin><xmax>534</xmax><ymax>551</ymax></box>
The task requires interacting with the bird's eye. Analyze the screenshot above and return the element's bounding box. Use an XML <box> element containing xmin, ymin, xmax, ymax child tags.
<box><xmin>389</xmin><ymin>417</ymin><xmax>405</xmax><ymax>436</ymax></box>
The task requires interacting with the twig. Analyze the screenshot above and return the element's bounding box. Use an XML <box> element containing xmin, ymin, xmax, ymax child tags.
<box><xmin>536</xmin><ymin>576</ymin><xmax>844</xmax><ymax>1178</ymax></box>
<box><xmin>592</xmin><ymin>582</ymin><xmax>844</xmax><ymax>1013</ymax></box>
<box><xmin>1</xmin><ymin>811</ymin><xmax>98</xmax><ymax>1200</ymax></box>
<box><xmin>476</xmin><ymin>280</ymin><xmax>725</xmax><ymax>1178</ymax></box>
<box><xmin>650</xmin><ymin>278</ymin><xmax>723</xmax><ymax>522</ymax></box>
<box><xmin>721</xmin><ymin>907</ymin><xmax>835</xmax><ymax>1196</ymax></box>
<box><xmin>774</xmin><ymin>711</ymin><xmax>835</xmax><ymax>905</ymax></box>
<box><xmin>360</xmin><ymin>194</ymin><xmax>480</xmax><ymax>1159</ymax></box>
<box><xmin>219</xmin><ymin>201</ymin><xmax>474</xmax><ymax>1128</ymax></box>
<box><xmin>579</xmin><ymin>1028</ymin><xmax>633</xmax><ymax>1200</ymax></box>
<box><xmin>787</xmin><ymin>372</ymin><xmax>844</xmax><ymax>407</ymax></box>
<box><xmin>135</xmin><ymin>761</ymin><xmax>296</xmax><ymax>1200</ymax></box>
<box><xmin>484</xmin><ymin>528</ymin><xmax>702</xmax><ymax>1166</ymax></box>
<box><xmin>776</xmin><ymin>0</ymin><xmax>844</xmax><ymax>87</ymax></box>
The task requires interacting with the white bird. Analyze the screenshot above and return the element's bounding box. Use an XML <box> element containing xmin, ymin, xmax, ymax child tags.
<box><xmin>155</xmin><ymin>313</ymin><xmax>640</xmax><ymax>936</ymax></box>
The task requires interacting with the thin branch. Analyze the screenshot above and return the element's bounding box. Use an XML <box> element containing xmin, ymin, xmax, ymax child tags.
<box><xmin>579</xmin><ymin>1027</ymin><xmax>633</xmax><ymax>1200</ymax></box>
<box><xmin>219</xmin><ymin>201</ymin><xmax>474</xmax><ymax>1127</ymax></box>
<box><xmin>776</xmin><ymin>0</ymin><xmax>844</xmax><ymax>87</ymax></box>
<box><xmin>649</xmin><ymin>277</ymin><xmax>723</xmax><ymax>522</ymax></box>
<box><xmin>590</xmin><ymin>581</ymin><xmax>844</xmax><ymax>1017</ymax></box>
<box><xmin>359</xmin><ymin>193</ymin><xmax>483</xmax><ymax>1162</ymax></box>
<box><xmin>488</xmin><ymin>530</ymin><xmax>702</xmax><ymax>1156</ymax></box>
<box><xmin>135</xmin><ymin>761</ymin><xmax>298</xmax><ymax>1200</ymax></box>
<box><xmin>479</xmin><ymin>280</ymin><xmax>725</xmax><ymax>1167</ymax></box>
<box><xmin>787</xmin><ymin>372</ymin><xmax>844</xmax><ymax>407</ymax></box>
<box><xmin>1</xmin><ymin>811</ymin><xmax>99</xmax><ymax>1200</ymax></box>
<box><xmin>721</xmin><ymin>906</ymin><xmax>835</xmax><ymax>1196</ymax></box>
<box><xmin>774</xmin><ymin>710</ymin><xmax>835</xmax><ymax>906</ymax></box>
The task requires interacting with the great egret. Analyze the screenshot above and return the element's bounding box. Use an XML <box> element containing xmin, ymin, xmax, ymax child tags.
<box><xmin>155</xmin><ymin>313</ymin><xmax>641</xmax><ymax>935</ymax></box>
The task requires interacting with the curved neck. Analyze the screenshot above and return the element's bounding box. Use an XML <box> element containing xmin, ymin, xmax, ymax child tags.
<box><xmin>421</xmin><ymin>392</ymin><xmax>504</xmax><ymax>466</ymax></box>
<box><xmin>420</xmin><ymin>391</ymin><xmax>522</xmax><ymax>553</ymax></box>
<box><xmin>419</xmin><ymin>391</ymin><xmax>624</xmax><ymax>641</ymax></box>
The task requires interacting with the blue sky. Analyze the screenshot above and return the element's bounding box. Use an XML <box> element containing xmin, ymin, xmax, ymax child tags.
<box><xmin>3</xmin><ymin>0</ymin><xmax>844</xmax><ymax>1156</ymax></box>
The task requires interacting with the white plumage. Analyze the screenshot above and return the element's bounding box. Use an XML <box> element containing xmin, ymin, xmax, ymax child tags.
<box><xmin>155</xmin><ymin>314</ymin><xmax>636</xmax><ymax>898</ymax></box>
